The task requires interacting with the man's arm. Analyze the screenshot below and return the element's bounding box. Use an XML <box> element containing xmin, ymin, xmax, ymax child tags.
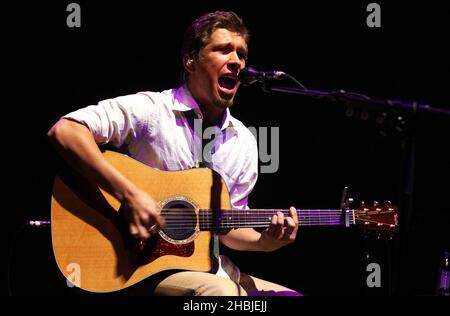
<box><xmin>48</xmin><ymin>118</ymin><xmax>164</xmax><ymax>240</ymax></box>
<box><xmin>219</xmin><ymin>207</ymin><xmax>298</xmax><ymax>252</ymax></box>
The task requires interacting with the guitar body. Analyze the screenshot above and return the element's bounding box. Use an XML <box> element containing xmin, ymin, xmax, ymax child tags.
<box><xmin>51</xmin><ymin>150</ymin><xmax>231</xmax><ymax>293</ymax></box>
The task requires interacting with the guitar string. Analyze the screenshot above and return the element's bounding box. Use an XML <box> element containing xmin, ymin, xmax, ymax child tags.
<box><xmin>157</xmin><ymin>218</ymin><xmax>392</xmax><ymax>227</ymax></box>
<box><xmin>159</xmin><ymin>226</ymin><xmax>349</xmax><ymax>231</ymax></box>
<box><xmin>162</xmin><ymin>219</ymin><xmax>347</xmax><ymax>225</ymax></box>
<box><xmin>162</xmin><ymin>214</ymin><xmax>346</xmax><ymax>219</ymax></box>
<box><xmin>160</xmin><ymin>208</ymin><xmax>395</xmax><ymax>212</ymax></box>
<box><xmin>157</xmin><ymin>211</ymin><xmax>376</xmax><ymax>223</ymax></box>
<box><xmin>158</xmin><ymin>215</ymin><xmax>347</xmax><ymax>218</ymax></box>
<box><xmin>156</xmin><ymin>220</ymin><xmax>355</xmax><ymax>230</ymax></box>
<box><xmin>160</xmin><ymin>216</ymin><xmax>349</xmax><ymax>222</ymax></box>
<box><xmin>161</xmin><ymin>219</ymin><xmax>348</xmax><ymax>223</ymax></box>
<box><xmin>159</xmin><ymin>223</ymin><xmax>354</xmax><ymax>231</ymax></box>
<box><xmin>160</xmin><ymin>212</ymin><xmax>346</xmax><ymax>215</ymax></box>
<box><xmin>159</xmin><ymin>208</ymin><xmax>345</xmax><ymax>212</ymax></box>
<box><xmin>162</xmin><ymin>213</ymin><xmax>352</xmax><ymax>223</ymax></box>
<box><xmin>160</xmin><ymin>217</ymin><xmax>384</xmax><ymax>225</ymax></box>
<box><xmin>161</xmin><ymin>216</ymin><xmax>347</xmax><ymax>223</ymax></box>
<box><xmin>162</xmin><ymin>214</ymin><xmax>348</xmax><ymax>220</ymax></box>
<box><xmin>159</xmin><ymin>211</ymin><xmax>347</xmax><ymax>215</ymax></box>
<box><xmin>157</xmin><ymin>209</ymin><xmax>373</xmax><ymax>215</ymax></box>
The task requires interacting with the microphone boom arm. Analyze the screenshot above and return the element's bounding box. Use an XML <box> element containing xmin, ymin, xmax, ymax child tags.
<box><xmin>265</xmin><ymin>84</ymin><xmax>450</xmax><ymax>117</ymax></box>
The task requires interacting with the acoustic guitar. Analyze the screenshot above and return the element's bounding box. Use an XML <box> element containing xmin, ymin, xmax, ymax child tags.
<box><xmin>51</xmin><ymin>150</ymin><xmax>399</xmax><ymax>293</ymax></box>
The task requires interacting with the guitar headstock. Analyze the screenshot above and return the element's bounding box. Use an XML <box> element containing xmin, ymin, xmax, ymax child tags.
<box><xmin>353</xmin><ymin>201</ymin><xmax>399</xmax><ymax>234</ymax></box>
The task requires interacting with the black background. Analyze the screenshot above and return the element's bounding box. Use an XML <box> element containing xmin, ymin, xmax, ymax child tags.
<box><xmin>7</xmin><ymin>1</ymin><xmax>450</xmax><ymax>296</ymax></box>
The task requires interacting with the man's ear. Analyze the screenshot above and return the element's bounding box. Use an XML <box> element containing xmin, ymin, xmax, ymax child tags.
<box><xmin>183</xmin><ymin>55</ymin><xmax>195</xmax><ymax>73</ymax></box>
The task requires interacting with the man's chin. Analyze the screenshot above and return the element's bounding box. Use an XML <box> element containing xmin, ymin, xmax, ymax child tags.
<box><xmin>215</xmin><ymin>96</ymin><xmax>234</xmax><ymax>109</ymax></box>
<box><xmin>217</xmin><ymin>91</ymin><xmax>236</xmax><ymax>108</ymax></box>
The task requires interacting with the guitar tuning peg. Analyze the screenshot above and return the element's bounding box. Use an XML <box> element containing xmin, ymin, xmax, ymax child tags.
<box><xmin>384</xmin><ymin>200</ymin><xmax>392</xmax><ymax>206</ymax></box>
<box><xmin>373</xmin><ymin>200</ymin><xmax>379</xmax><ymax>207</ymax></box>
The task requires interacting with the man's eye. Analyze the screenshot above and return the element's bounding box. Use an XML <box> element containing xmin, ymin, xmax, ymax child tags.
<box><xmin>214</xmin><ymin>47</ymin><xmax>227</xmax><ymax>52</ymax></box>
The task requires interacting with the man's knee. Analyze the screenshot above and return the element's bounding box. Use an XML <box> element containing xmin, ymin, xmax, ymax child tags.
<box><xmin>195</xmin><ymin>279</ymin><xmax>247</xmax><ymax>296</ymax></box>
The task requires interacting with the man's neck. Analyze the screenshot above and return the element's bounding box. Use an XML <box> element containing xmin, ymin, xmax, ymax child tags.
<box><xmin>186</xmin><ymin>82</ymin><xmax>226</xmax><ymax>128</ymax></box>
<box><xmin>197</xmin><ymin>103</ymin><xmax>225</xmax><ymax>129</ymax></box>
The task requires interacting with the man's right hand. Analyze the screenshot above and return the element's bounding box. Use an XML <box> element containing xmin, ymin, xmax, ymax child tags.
<box><xmin>121</xmin><ymin>188</ymin><xmax>165</xmax><ymax>240</ymax></box>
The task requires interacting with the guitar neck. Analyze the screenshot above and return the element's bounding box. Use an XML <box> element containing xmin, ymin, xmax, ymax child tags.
<box><xmin>198</xmin><ymin>209</ymin><xmax>355</xmax><ymax>231</ymax></box>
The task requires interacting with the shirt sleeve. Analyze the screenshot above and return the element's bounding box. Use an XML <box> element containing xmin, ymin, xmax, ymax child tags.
<box><xmin>62</xmin><ymin>93</ymin><xmax>155</xmax><ymax>147</ymax></box>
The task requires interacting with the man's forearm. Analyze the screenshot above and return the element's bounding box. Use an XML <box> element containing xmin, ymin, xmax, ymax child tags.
<box><xmin>47</xmin><ymin>119</ymin><xmax>138</xmax><ymax>202</ymax></box>
<box><xmin>219</xmin><ymin>228</ymin><xmax>270</xmax><ymax>252</ymax></box>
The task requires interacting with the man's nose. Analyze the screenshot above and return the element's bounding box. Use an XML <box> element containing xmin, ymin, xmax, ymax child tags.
<box><xmin>227</xmin><ymin>52</ymin><xmax>244</xmax><ymax>71</ymax></box>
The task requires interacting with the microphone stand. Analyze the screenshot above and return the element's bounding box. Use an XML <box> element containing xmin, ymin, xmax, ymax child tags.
<box><xmin>257</xmin><ymin>80</ymin><xmax>450</xmax><ymax>295</ymax></box>
<box><xmin>262</xmin><ymin>83</ymin><xmax>450</xmax><ymax>115</ymax></box>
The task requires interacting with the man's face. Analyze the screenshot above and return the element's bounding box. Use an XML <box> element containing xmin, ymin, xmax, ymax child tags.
<box><xmin>187</xmin><ymin>28</ymin><xmax>248</xmax><ymax>110</ymax></box>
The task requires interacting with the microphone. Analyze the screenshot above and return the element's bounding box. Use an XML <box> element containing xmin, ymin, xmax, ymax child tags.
<box><xmin>239</xmin><ymin>67</ymin><xmax>286</xmax><ymax>86</ymax></box>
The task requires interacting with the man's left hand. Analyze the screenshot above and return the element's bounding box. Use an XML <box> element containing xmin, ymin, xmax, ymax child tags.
<box><xmin>259</xmin><ymin>207</ymin><xmax>298</xmax><ymax>251</ymax></box>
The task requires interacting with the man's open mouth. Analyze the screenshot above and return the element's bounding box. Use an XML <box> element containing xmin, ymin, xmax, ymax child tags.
<box><xmin>218</xmin><ymin>75</ymin><xmax>238</xmax><ymax>90</ymax></box>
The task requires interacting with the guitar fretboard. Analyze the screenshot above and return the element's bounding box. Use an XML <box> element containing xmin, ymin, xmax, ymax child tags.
<box><xmin>198</xmin><ymin>209</ymin><xmax>356</xmax><ymax>231</ymax></box>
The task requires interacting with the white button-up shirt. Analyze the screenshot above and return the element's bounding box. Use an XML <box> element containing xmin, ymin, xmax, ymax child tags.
<box><xmin>63</xmin><ymin>85</ymin><xmax>258</xmax><ymax>279</ymax></box>
<box><xmin>63</xmin><ymin>85</ymin><xmax>258</xmax><ymax>209</ymax></box>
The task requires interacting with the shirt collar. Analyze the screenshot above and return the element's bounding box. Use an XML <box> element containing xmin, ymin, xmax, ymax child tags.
<box><xmin>173</xmin><ymin>84</ymin><xmax>201</xmax><ymax>113</ymax></box>
<box><xmin>173</xmin><ymin>84</ymin><xmax>238</xmax><ymax>134</ymax></box>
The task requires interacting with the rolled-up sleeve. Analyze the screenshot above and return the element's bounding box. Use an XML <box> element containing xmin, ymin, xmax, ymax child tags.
<box><xmin>62</xmin><ymin>93</ymin><xmax>155</xmax><ymax>147</ymax></box>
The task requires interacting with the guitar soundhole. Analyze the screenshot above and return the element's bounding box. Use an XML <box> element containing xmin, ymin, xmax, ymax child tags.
<box><xmin>161</xmin><ymin>200</ymin><xmax>197</xmax><ymax>241</ymax></box>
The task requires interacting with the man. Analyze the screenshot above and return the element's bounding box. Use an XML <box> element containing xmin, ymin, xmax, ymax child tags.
<box><xmin>48</xmin><ymin>11</ymin><xmax>300</xmax><ymax>296</ymax></box>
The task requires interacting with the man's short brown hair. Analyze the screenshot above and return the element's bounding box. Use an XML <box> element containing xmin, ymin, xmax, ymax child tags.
<box><xmin>180</xmin><ymin>11</ymin><xmax>249</xmax><ymax>80</ymax></box>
